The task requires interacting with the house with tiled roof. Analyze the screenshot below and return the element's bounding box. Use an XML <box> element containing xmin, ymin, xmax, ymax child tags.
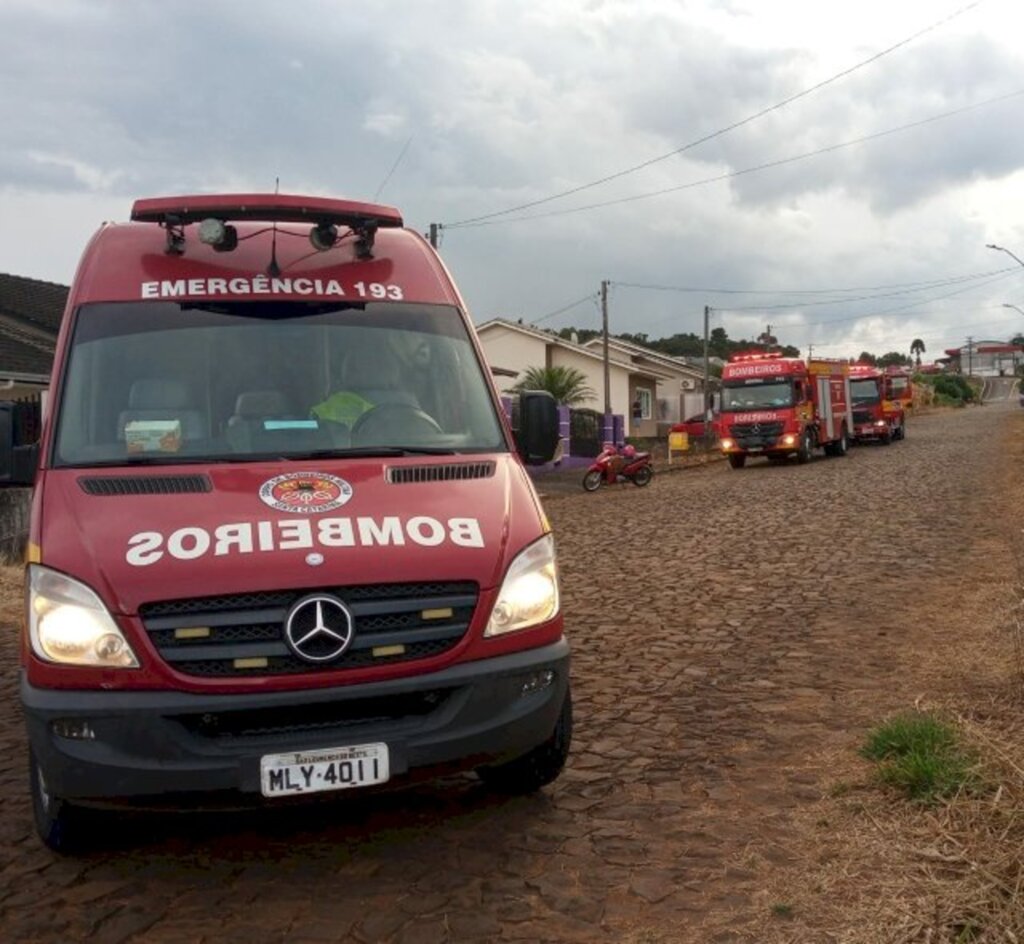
<box><xmin>476</xmin><ymin>318</ymin><xmax>674</xmax><ymax>437</ymax></box>
<box><xmin>0</xmin><ymin>273</ymin><xmax>67</xmax><ymax>399</ymax></box>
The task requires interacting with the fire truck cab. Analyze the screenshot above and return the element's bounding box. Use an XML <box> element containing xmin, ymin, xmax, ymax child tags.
<box><xmin>0</xmin><ymin>193</ymin><xmax>571</xmax><ymax>852</ymax></box>
<box><xmin>849</xmin><ymin>363</ymin><xmax>908</xmax><ymax>445</ymax></box>
<box><xmin>718</xmin><ymin>352</ymin><xmax>852</xmax><ymax>469</ymax></box>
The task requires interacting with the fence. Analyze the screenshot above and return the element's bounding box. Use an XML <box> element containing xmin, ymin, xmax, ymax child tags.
<box><xmin>0</xmin><ymin>395</ymin><xmax>41</xmax><ymax>563</ymax></box>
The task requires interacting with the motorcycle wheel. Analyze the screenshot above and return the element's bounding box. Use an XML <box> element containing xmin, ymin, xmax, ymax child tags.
<box><xmin>632</xmin><ymin>466</ymin><xmax>653</xmax><ymax>487</ymax></box>
<box><xmin>582</xmin><ymin>470</ymin><xmax>603</xmax><ymax>492</ymax></box>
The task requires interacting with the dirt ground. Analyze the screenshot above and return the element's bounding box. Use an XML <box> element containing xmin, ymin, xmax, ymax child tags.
<box><xmin>0</xmin><ymin>403</ymin><xmax>1022</xmax><ymax>943</ymax></box>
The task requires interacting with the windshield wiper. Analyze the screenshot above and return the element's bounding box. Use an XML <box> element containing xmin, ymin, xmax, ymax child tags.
<box><xmin>65</xmin><ymin>455</ymin><xmax>212</xmax><ymax>468</ymax></box>
<box><xmin>285</xmin><ymin>446</ymin><xmax>460</xmax><ymax>459</ymax></box>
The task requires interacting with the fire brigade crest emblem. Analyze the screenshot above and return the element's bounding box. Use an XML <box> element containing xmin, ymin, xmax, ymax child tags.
<box><xmin>259</xmin><ymin>472</ymin><xmax>353</xmax><ymax>514</ymax></box>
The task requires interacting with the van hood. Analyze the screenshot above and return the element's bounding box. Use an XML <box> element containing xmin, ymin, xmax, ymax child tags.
<box><xmin>38</xmin><ymin>454</ymin><xmax>543</xmax><ymax>615</ymax></box>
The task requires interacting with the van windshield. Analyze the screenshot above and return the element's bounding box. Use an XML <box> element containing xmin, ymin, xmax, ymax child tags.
<box><xmin>53</xmin><ymin>301</ymin><xmax>507</xmax><ymax>467</ymax></box>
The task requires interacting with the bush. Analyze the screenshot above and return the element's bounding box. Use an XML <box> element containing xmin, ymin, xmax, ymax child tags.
<box><xmin>919</xmin><ymin>373</ymin><xmax>977</xmax><ymax>407</ymax></box>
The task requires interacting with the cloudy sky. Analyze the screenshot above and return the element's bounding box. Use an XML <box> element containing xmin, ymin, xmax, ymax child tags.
<box><xmin>2</xmin><ymin>0</ymin><xmax>1023</xmax><ymax>361</ymax></box>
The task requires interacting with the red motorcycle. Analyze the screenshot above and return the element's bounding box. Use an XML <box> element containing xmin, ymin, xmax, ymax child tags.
<box><xmin>582</xmin><ymin>443</ymin><xmax>654</xmax><ymax>491</ymax></box>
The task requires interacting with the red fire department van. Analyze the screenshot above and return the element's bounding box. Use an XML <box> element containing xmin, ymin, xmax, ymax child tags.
<box><xmin>0</xmin><ymin>194</ymin><xmax>570</xmax><ymax>852</ymax></box>
<box><xmin>718</xmin><ymin>352</ymin><xmax>853</xmax><ymax>468</ymax></box>
<box><xmin>849</xmin><ymin>363</ymin><xmax>908</xmax><ymax>444</ymax></box>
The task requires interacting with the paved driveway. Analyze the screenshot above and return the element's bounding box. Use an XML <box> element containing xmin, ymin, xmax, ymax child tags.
<box><xmin>0</xmin><ymin>404</ymin><xmax>1018</xmax><ymax>943</ymax></box>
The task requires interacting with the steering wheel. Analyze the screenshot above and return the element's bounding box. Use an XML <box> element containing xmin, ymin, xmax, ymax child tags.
<box><xmin>351</xmin><ymin>402</ymin><xmax>443</xmax><ymax>446</ymax></box>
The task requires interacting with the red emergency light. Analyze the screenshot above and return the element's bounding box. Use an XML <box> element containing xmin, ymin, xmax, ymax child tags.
<box><xmin>130</xmin><ymin>193</ymin><xmax>404</xmax><ymax>258</ymax></box>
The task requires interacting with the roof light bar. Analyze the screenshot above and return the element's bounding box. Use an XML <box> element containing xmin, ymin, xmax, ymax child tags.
<box><xmin>131</xmin><ymin>194</ymin><xmax>402</xmax><ymax>257</ymax></box>
<box><xmin>130</xmin><ymin>193</ymin><xmax>403</xmax><ymax>228</ymax></box>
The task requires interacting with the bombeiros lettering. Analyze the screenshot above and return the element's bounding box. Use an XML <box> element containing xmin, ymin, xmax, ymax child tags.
<box><xmin>125</xmin><ymin>516</ymin><xmax>485</xmax><ymax>565</ymax></box>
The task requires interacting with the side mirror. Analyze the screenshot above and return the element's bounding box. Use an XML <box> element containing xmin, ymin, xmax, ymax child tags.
<box><xmin>512</xmin><ymin>390</ymin><xmax>560</xmax><ymax>465</ymax></box>
<box><xmin>0</xmin><ymin>403</ymin><xmax>39</xmax><ymax>486</ymax></box>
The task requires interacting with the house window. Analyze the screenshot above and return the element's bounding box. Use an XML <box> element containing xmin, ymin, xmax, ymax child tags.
<box><xmin>634</xmin><ymin>387</ymin><xmax>652</xmax><ymax>421</ymax></box>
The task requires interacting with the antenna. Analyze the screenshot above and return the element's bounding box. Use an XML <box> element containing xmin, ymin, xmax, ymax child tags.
<box><xmin>267</xmin><ymin>176</ymin><xmax>281</xmax><ymax>276</ymax></box>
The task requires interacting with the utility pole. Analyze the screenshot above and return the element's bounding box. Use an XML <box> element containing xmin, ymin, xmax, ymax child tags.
<box><xmin>807</xmin><ymin>344</ymin><xmax>814</xmax><ymax>361</ymax></box>
<box><xmin>700</xmin><ymin>301</ymin><xmax>708</xmax><ymax>407</ymax></box>
<box><xmin>966</xmin><ymin>336</ymin><xmax>974</xmax><ymax>376</ymax></box>
<box><xmin>428</xmin><ymin>223</ymin><xmax>439</xmax><ymax>249</ymax></box>
<box><xmin>601</xmin><ymin>280</ymin><xmax>611</xmax><ymax>418</ymax></box>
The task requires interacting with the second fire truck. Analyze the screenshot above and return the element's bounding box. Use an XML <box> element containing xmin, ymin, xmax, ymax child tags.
<box><xmin>718</xmin><ymin>352</ymin><xmax>853</xmax><ymax>469</ymax></box>
<box><xmin>849</xmin><ymin>363</ymin><xmax>908</xmax><ymax>445</ymax></box>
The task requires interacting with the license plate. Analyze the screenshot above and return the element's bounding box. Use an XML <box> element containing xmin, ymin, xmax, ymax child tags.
<box><xmin>260</xmin><ymin>743</ymin><xmax>389</xmax><ymax>798</ymax></box>
<box><xmin>748</xmin><ymin>447</ymin><xmax>763</xmax><ymax>453</ymax></box>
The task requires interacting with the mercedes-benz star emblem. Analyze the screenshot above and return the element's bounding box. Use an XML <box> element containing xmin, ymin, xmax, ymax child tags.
<box><xmin>751</xmin><ymin>423</ymin><xmax>762</xmax><ymax>434</ymax></box>
<box><xmin>284</xmin><ymin>594</ymin><xmax>354</xmax><ymax>663</ymax></box>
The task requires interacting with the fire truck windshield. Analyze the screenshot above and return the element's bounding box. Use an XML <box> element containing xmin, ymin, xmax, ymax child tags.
<box><xmin>721</xmin><ymin>380</ymin><xmax>793</xmax><ymax>411</ymax></box>
<box><xmin>850</xmin><ymin>378</ymin><xmax>881</xmax><ymax>404</ymax></box>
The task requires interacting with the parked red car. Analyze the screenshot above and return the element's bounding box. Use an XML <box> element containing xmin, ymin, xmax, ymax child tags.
<box><xmin>671</xmin><ymin>412</ymin><xmax>718</xmax><ymax>440</ymax></box>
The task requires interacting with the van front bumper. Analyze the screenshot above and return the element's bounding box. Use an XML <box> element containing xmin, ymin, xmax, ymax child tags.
<box><xmin>21</xmin><ymin>639</ymin><xmax>569</xmax><ymax>805</ymax></box>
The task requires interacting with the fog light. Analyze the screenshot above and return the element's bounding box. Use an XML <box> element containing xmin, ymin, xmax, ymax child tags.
<box><xmin>720</xmin><ymin>438</ymin><xmax>734</xmax><ymax>450</ymax></box>
<box><xmin>51</xmin><ymin>719</ymin><xmax>96</xmax><ymax>740</ymax></box>
<box><xmin>521</xmin><ymin>669</ymin><xmax>555</xmax><ymax>696</ymax></box>
<box><xmin>782</xmin><ymin>434</ymin><xmax>797</xmax><ymax>446</ymax></box>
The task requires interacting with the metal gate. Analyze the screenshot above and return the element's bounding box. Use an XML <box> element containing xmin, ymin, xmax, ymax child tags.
<box><xmin>569</xmin><ymin>408</ymin><xmax>603</xmax><ymax>458</ymax></box>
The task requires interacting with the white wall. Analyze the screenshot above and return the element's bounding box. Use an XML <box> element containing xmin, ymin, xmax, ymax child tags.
<box><xmin>477</xmin><ymin>325</ymin><xmax>549</xmax><ymax>396</ymax></box>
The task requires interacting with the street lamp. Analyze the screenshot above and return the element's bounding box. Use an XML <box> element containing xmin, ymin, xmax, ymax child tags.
<box><xmin>1003</xmin><ymin>303</ymin><xmax>1024</xmax><ymax>317</ymax></box>
<box><xmin>987</xmin><ymin>243</ymin><xmax>1024</xmax><ymax>269</ymax></box>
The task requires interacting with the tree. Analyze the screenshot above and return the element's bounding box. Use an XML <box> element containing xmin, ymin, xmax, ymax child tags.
<box><xmin>877</xmin><ymin>351</ymin><xmax>912</xmax><ymax>368</ymax></box>
<box><xmin>857</xmin><ymin>351</ymin><xmax>877</xmax><ymax>366</ymax></box>
<box><xmin>512</xmin><ymin>365</ymin><xmax>595</xmax><ymax>406</ymax></box>
<box><xmin>910</xmin><ymin>338</ymin><xmax>926</xmax><ymax>367</ymax></box>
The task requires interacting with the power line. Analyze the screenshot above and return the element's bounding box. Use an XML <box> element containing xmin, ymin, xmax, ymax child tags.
<box><xmin>529</xmin><ymin>293</ymin><xmax>598</xmax><ymax>325</ymax></box>
<box><xmin>443</xmin><ymin>2</ymin><xmax>982</xmax><ymax>228</ymax></box>
<box><xmin>373</xmin><ymin>136</ymin><xmax>413</xmax><ymax>201</ymax></box>
<box><xmin>614</xmin><ymin>267</ymin><xmax>1015</xmax><ymax>296</ymax></box>
<box><xmin>448</xmin><ymin>88</ymin><xmax>1023</xmax><ymax>229</ymax></box>
<box><xmin>616</xmin><ymin>266</ymin><xmax>1018</xmax><ymax>309</ymax></box>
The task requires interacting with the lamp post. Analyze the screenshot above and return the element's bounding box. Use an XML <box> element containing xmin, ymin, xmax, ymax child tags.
<box><xmin>987</xmin><ymin>243</ymin><xmax>1024</xmax><ymax>269</ymax></box>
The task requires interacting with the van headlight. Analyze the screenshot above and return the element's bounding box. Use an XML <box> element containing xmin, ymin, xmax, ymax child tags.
<box><xmin>485</xmin><ymin>535</ymin><xmax>560</xmax><ymax>637</ymax></box>
<box><xmin>29</xmin><ymin>565</ymin><xmax>139</xmax><ymax>668</ymax></box>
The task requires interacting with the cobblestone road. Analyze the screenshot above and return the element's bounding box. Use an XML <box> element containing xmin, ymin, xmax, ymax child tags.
<box><xmin>0</xmin><ymin>404</ymin><xmax>1020</xmax><ymax>943</ymax></box>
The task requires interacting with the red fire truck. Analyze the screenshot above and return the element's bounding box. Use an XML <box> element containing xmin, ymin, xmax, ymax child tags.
<box><xmin>0</xmin><ymin>193</ymin><xmax>570</xmax><ymax>851</ymax></box>
<box><xmin>849</xmin><ymin>363</ymin><xmax>908</xmax><ymax>444</ymax></box>
<box><xmin>718</xmin><ymin>352</ymin><xmax>852</xmax><ymax>469</ymax></box>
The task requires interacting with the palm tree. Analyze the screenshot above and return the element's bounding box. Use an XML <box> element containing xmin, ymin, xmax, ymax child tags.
<box><xmin>512</xmin><ymin>365</ymin><xmax>595</xmax><ymax>406</ymax></box>
<box><xmin>910</xmin><ymin>338</ymin><xmax>926</xmax><ymax>367</ymax></box>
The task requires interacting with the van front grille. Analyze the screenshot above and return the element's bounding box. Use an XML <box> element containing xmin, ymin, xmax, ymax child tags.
<box><xmin>173</xmin><ymin>689</ymin><xmax>454</xmax><ymax>742</ymax></box>
<box><xmin>139</xmin><ymin>581</ymin><xmax>478</xmax><ymax>678</ymax></box>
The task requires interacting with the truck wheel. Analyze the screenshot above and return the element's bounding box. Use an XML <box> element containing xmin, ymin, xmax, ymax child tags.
<box><xmin>881</xmin><ymin>429</ymin><xmax>893</xmax><ymax>446</ymax></box>
<box><xmin>477</xmin><ymin>688</ymin><xmax>573</xmax><ymax>794</ymax></box>
<box><xmin>29</xmin><ymin>750</ymin><xmax>91</xmax><ymax>854</ymax></box>
<box><xmin>632</xmin><ymin>466</ymin><xmax>653</xmax><ymax>487</ymax></box>
<box><xmin>834</xmin><ymin>426</ymin><xmax>849</xmax><ymax>457</ymax></box>
<box><xmin>796</xmin><ymin>431</ymin><xmax>813</xmax><ymax>464</ymax></box>
<box><xmin>727</xmin><ymin>454</ymin><xmax>746</xmax><ymax>469</ymax></box>
<box><xmin>896</xmin><ymin>422</ymin><xmax>906</xmax><ymax>441</ymax></box>
<box><xmin>582</xmin><ymin>470</ymin><xmax>602</xmax><ymax>492</ymax></box>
